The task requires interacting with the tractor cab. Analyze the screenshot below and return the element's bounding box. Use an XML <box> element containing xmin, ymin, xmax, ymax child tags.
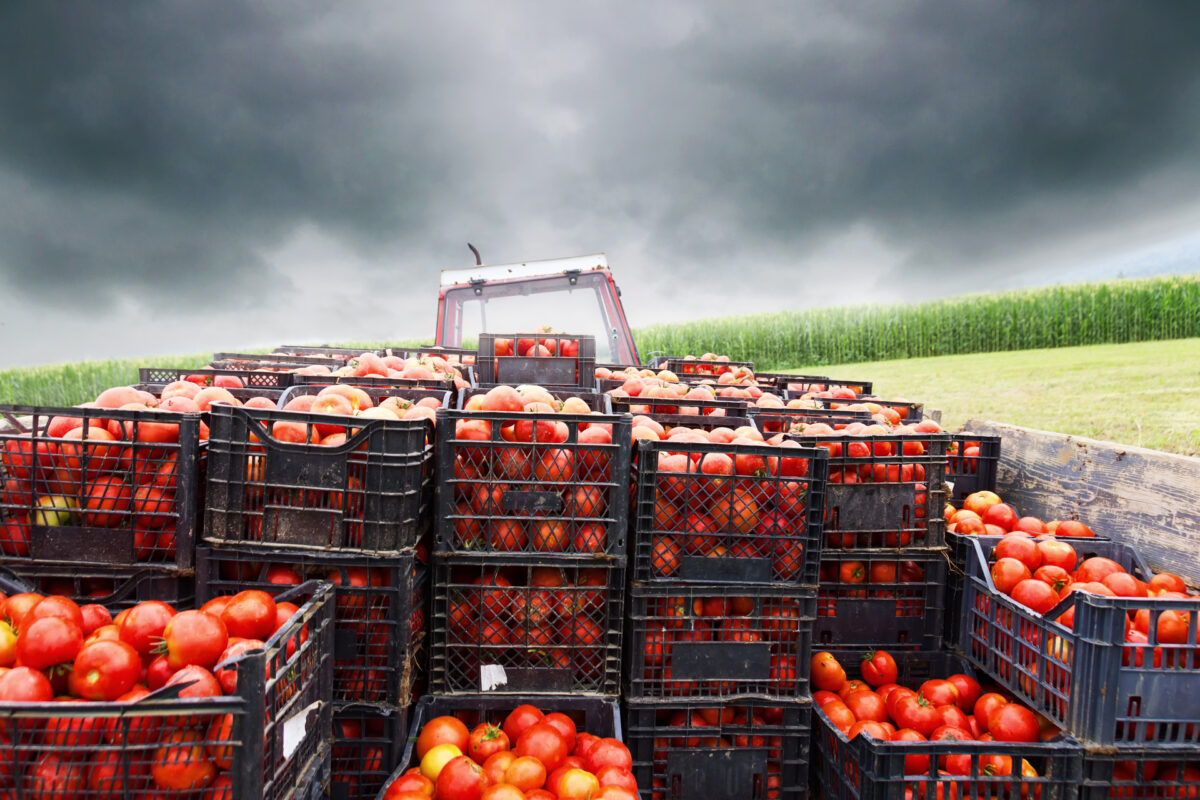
<box><xmin>435</xmin><ymin>252</ymin><xmax>640</xmax><ymax>365</ymax></box>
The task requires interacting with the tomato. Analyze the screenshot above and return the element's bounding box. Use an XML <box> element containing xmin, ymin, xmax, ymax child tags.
<box><xmin>885</xmin><ymin>687</ymin><xmax>917</xmax><ymax>720</ymax></box>
<box><xmin>861</xmin><ymin>650</ymin><xmax>898</xmax><ymax>688</ymax></box>
<box><xmin>0</xmin><ymin>665</ymin><xmax>53</xmax><ymax>701</ymax></box>
<box><xmin>890</xmin><ymin>728</ymin><xmax>930</xmax><ymax>773</ymax></box>
<box><xmin>16</xmin><ymin>616</ymin><xmax>83</xmax><ymax>670</ymax></box>
<box><xmin>839</xmin><ymin>680</ymin><xmax>872</xmax><ymax>699</ymax></box>
<box><xmin>892</xmin><ymin>694</ymin><xmax>942</xmax><ymax>737</ymax></box>
<box><xmin>161</xmin><ymin>610</ymin><xmax>229</xmax><ymax>671</ymax></box>
<box><xmin>468</xmin><ymin>723</ymin><xmax>511</xmax><ymax>765</ymax></box>
<box><xmin>919</xmin><ymin>680</ymin><xmax>960</xmax><ymax>708</ymax></box>
<box><xmin>516</xmin><ymin>723</ymin><xmax>569</xmax><ymax>773</ymax></box>
<box><xmin>584</xmin><ymin>738</ymin><xmax>633</xmax><ymax>774</ymax></box>
<box><xmin>934</xmin><ymin>704</ymin><xmax>971</xmax><ymax>731</ymax></box>
<box><xmin>1074</xmin><ymin>557</ymin><xmax>1125</xmax><ymax>584</ymax></box>
<box><xmin>994</xmin><ymin>534</ymin><xmax>1042</xmax><ymax>572</ymax></box>
<box><xmin>822</xmin><ymin>700</ymin><xmax>857</xmax><ymax>733</ymax></box>
<box><xmin>988</xmin><ymin>704</ymin><xmax>1040</xmax><ymax>743</ymax></box>
<box><xmin>811</xmin><ymin>651</ymin><xmax>847</xmax><ymax>692</ymax></box>
<box><xmin>1148</xmin><ymin>573</ymin><xmax>1187</xmax><ymax>595</ymax></box>
<box><xmin>1036</xmin><ymin>539</ymin><xmax>1077</xmax><ymax>572</ymax></box>
<box><xmin>436</xmin><ymin>755</ymin><xmax>489</xmax><ymax>800</ymax></box>
<box><xmin>417</xmin><ymin>715</ymin><xmax>471</xmax><ymax>760</ymax></box>
<box><xmin>213</xmin><ymin>638</ymin><xmax>266</xmax><ymax>694</ymax></box>
<box><xmin>119</xmin><ymin>600</ymin><xmax>176</xmax><ymax>659</ymax></box>
<box><xmin>480</xmin><ymin>785</ymin><xmax>526</xmax><ymax>800</ymax></box>
<box><xmin>973</xmin><ymin>693</ymin><xmax>1008</xmax><ymax>733</ymax></box>
<box><xmin>1033</xmin><ymin>565</ymin><xmax>1072</xmax><ymax>594</ymax></box>
<box><xmin>595</xmin><ymin>766</ymin><xmax>638</xmax><ymax>791</ymax></box>
<box><xmin>78</xmin><ymin>603</ymin><xmax>113</xmax><ymax>637</ymax></box>
<box><xmin>26</xmin><ymin>595</ymin><xmax>85</xmax><ymax>629</ymax></box>
<box><xmin>848</xmin><ymin>720</ymin><xmax>889</xmax><ymax>740</ymax></box>
<box><xmin>152</xmin><ymin>730</ymin><xmax>217</xmax><ymax>790</ymax></box>
<box><xmin>845</xmin><ymin>690</ymin><xmax>889</xmax><ymax>723</ymax></box>
<box><xmin>383</xmin><ymin>772</ymin><xmax>436</xmax><ymax>799</ymax></box>
<box><xmin>22</xmin><ymin>754</ymin><xmax>86</xmax><ymax>799</ymax></box>
<box><xmin>504</xmin><ymin>755</ymin><xmax>547</xmax><ymax>791</ymax></box>
<box><xmin>557</xmin><ymin>768</ymin><xmax>600</xmax><ymax>800</ymax></box>
<box><xmin>220</xmin><ymin>590</ymin><xmax>277</xmax><ymax>640</ymax></box>
<box><xmin>596</xmin><ymin>788</ymin><xmax>639</xmax><ymax>800</ymax></box>
<box><xmin>164</xmin><ymin>664</ymin><xmax>222</xmax><ymax>700</ymax></box>
<box><xmin>72</xmin><ymin>639</ymin><xmax>141</xmax><ymax>700</ymax></box>
<box><xmin>815</xmin><ymin>690</ymin><xmax>843</xmax><ymax>707</ymax></box>
<box><xmin>1101</xmin><ymin>572</ymin><xmax>1145</xmax><ymax>598</ymax></box>
<box><xmin>541</xmin><ymin>712</ymin><xmax>578</xmax><ymax>753</ymax></box>
<box><xmin>1011</xmin><ymin>579</ymin><xmax>1060</xmax><ymax>615</ymax></box>
<box><xmin>945</xmin><ymin>674</ymin><xmax>982</xmax><ymax>713</ymax></box>
<box><xmin>209</xmin><ymin>712</ymin><xmax>236</xmax><ymax>770</ymax></box>
<box><xmin>503</xmin><ymin>705</ymin><xmax>545</xmax><ymax>743</ymax></box>
<box><xmin>572</xmin><ymin>732</ymin><xmax>600</xmax><ymax>759</ymax></box>
<box><xmin>991</xmin><ymin>558</ymin><xmax>1033</xmax><ymax>595</ymax></box>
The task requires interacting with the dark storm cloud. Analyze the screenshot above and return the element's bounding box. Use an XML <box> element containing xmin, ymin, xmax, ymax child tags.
<box><xmin>1</xmin><ymin>1</ymin><xmax>1199</xmax><ymax>335</ymax></box>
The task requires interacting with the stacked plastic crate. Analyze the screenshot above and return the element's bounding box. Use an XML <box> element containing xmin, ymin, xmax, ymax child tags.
<box><xmin>623</xmin><ymin>411</ymin><xmax>830</xmax><ymax>800</ymax></box>
<box><xmin>194</xmin><ymin>383</ymin><xmax>440</xmax><ymax>800</ymax></box>
<box><xmin>959</xmin><ymin>536</ymin><xmax>1200</xmax><ymax>800</ymax></box>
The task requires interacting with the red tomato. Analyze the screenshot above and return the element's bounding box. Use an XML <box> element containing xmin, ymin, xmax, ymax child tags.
<box><xmin>1036</xmin><ymin>539</ymin><xmax>1077</xmax><ymax>572</ymax></box>
<box><xmin>502</xmin><ymin>705</ymin><xmax>545</xmax><ymax>744</ymax></box>
<box><xmin>993</xmin><ymin>534</ymin><xmax>1042</xmax><ymax>572</ymax></box>
<box><xmin>557</xmin><ymin>768</ymin><xmax>601</xmax><ymax>800</ymax></box>
<box><xmin>436</xmin><ymin>755</ymin><xmax>489</xmax><ymax>800</ymax></box>
<box><xmin>1010</xmin><ymin>579</ymin><xmax>1060</xmax><ymax>615</ymax></box>
<box><xmin>1033</xmin><ymin>565</ymin><xmax>1072</xmax><ymax>594</ymax></box>
<box><xmin>162</xmin><ymin>610</ymin><xmax>229</xmax><ymax>671</ymax></box>
<box><xmin>516</xmin><ymin>723</ymin><xmax>569</xmax><ymax>773</ymax></box>
<box><xmin>219</xmin><ymin>590</ymin><xmax>277</xmax><ymax>640</ymax></box>
<box><xmin>164</xmin><ymin>665</ymin><xmax>222</xmax><ymax>700</ymax></box>
<box><xmin>584</xmin><ymin>738</ymin><xmax>633</xmax><ymax>774</ymax></box>
<box><xmin>468</xmin><ymin>723</ymin><xmax>511</xmax><ymax>765</ymax></box>
<box><xmin>78</xmin><ymin>604</ymin><xmax>113</xmax><ymax>637</ymax></box>
<box><xmin>918</xmin><ymin>680</ymin><xmax>960</xmax><ymax>708</ymax></box>
<box><xmin>152</xmin><ymin>731</ymin><xmax>217</xmax><ymax>791</ymax></box>
<box><xmin>595</xmin><ymin>766</ymin><xmax>637</xmax><ymax>791</ymax></box>
<box><xmin>991</xmin><ymin>558</ymin><xmax>1032</xmax><ymax>595</ymax></box>
<box><xmin>72</xmin><ymin>639</ymin><xmax>141</xmax><ymax>701</ymax></box>
<box><xmin>0</xmin><ymin>665</ymin><xmax>54</xmax><ymax>701</ymax></box>
<box><xmin>860</xmin><ymin>650</ymin><xmax>898</xmax><ymax>687</ymax></box>
<box><xmin>26</xmin><ymin>595</ymin><xmax>84</xmax><ymax>629</ymax></box>
<box><xmin>973</xmin><ymin>693</ymin><xmax>1009</xmax><ymax>733</ymax></box>
<box><xmin>383</xmin><ymin>772</ymin><xmax>436</xmax><ymax>799</ymax></box>
<box><xmin>213</xmin><ymin>638</ymin><xmax>266</xmax><ymax>695</ymax></box>
<box><xmin>1074</xmin><ymin>557</ymin><xmax>1125</xmax><ymax>584</ymax></box>
<box><xmin>811</xmin><ymin>651</ymin><xmax>847</xmax><ymax>692</ymax></box>
<box><xmin>844</xmin><ymin>690</ymin><xmax>889</xmax><ymax>723</ymax></box>
<box><xmin>945</xmin><ymin>674</ymin><xmax>982</xmax><ymax>713</ymax></box>
<box><xmin>119</xmin><ymin>600</ymin><xmax>176</xmax><ymax>659</ymax></box>
<box><xmin>988</xmin><ymin>704</ymin><xmax>1040</xmax><ymax>743</ymax></box>
<box><xmin>890</xmin><ymin>728</ymin><xmax>930</xmax><ymax>773</ymax></box>
<box><xmin>503</xmin><ymin>755</ymin><xmax>547</xmax><ymax>791</ymax></box>
<box><xmin>416</xmin><ymin>715</ymin><xmax>470</xmax><ymax>760</ymax></box>
<box><xmin>891</xmin><ymin>694</ymin><xmax>942</xmax><ymax>737</ymax></box>
<box><xmin>16</xmin><ymin>616</ymin><xmax>83</xmax><ymax>670</ymax></box>
<box><xmin>541</xmin><ymin>712</ymin><xmax>578</xmax><ymax>754</ymax></box>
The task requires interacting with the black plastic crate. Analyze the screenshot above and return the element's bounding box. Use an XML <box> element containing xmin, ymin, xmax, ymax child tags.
<box><xmin>276</xmin><ymin>383</ymin><xmax>453</xmax><ymax>412</ymax></box>
<box><xmin>435</xmin><ymin>403</ymin><xmax>631</xmax><ymax>557</ymax></box>
<box><xmin>429</xmin><ymin>554</ymin><xmax>625</xmax><ymax>694</ymax></box>
<box><xmin>747</xmin><ymin>405</ymin><xmax>873</xmax><ymax>437</ymax></box>
<box><xmin>631</xmin><ymin>439</ymin><xmax>828</xmax><ymax>586</ymax></box>
<box><xmin>804</xmin><ymin>396</ymin><xmax>924</xmax><ymax>424</ymax></box>
<box><xmin>1080</xmin><ymin>745</ymin><xmax>1200</xmax><ymax>800</ymax></box>
<box><xmin>214</xmin><ymin>351</ymin><xmax>347</xmax><ymax>367</ymax></box>
<box><xmin>625</xmin><ymin>697</ymin><xmax>810</xmax><ymax>800</ymax></box>
<box><xmin>203</xmin><ymin>404</ymin><xmax>432</xmax><ymax>553</ymax></box>
<box><xmin>0</xmin><ymin>404</ymin><xmax>202</xmax><ymax>568</ymax></box>
<box><xmin>197</xmin><ymin>545</ymin><xmax>427</xmax><ymax>707</ymax></box>
<box><xmin>130</xmin><ymin>382</ymin><xmax>285</xmax><ymax>407</ymax></box>
<box><xmin>139</xmin><ymin>366</ymin><xmax>296</xmax><ymax>389</ymax></box>
<box><xmin>371</xmin><ymin>693</ymin><xmax>621</xmax><ymax>799</ymax></box>
<box><xmin>611</xmin><ymin>393</ymin><xmax>751</xmax><ymax>417</ymax></box>
<box><xmin>0</xmin><ymin>561</ymin><xmax>194</xmax><ymax>610</ymax></box>
<box><xmin>790</xmin><ymin>432</ymin><xmax>949</xmax><ymax>551</ymax></box>
<box><xmin>476</xmin><ymin>332</ymin><xmax>597</xmax><ymax>387</ymax></box>
<box><xmin>0</xmin><ymin>579</ymin><xmax>334</xmax><ymax>800</ymax></box>
<box><xmin>780</xmin><ymin>376</ymin><xmax>874</xmax><ymax>396</ymax></box>
<box><xmin>332</xmin><ymin>703</ymin><xmax>408</xmax><ymax>800</ymax></box>
<box><xmin>946</xmin><ymin>434</ymin><xmax>1002</xmax><ymax>503</ymax></box>
<box><xmin>960</xmin><ymin>537</ymin><xmax>1200</xmax><ymax>746</ymax></box>
<box><xmin>630</xmin><ymin>413</ymin><xmax>753</xmax><ymax>435</ymax></box>
<box><xmin>650</xmin><ymin>356</ymin><xmax>755</xmax><ymax>376</ymax></box>
<box><xmin>276</xmin><ymin>345</ymin><xmax>388</xmax><ymax>359</ymax></box>
<box><xmin>626</xmin><ymin>583</ymin><xmax>816</xmax><ymax>701</ymax></box>
<box><xmin>815</xmin><ymin>551</ymin><xmax>948</xmax><ymax>651</ymax></box>
<box><xmin>813</xmin><ymin>650</ymin><xmax>1082</xmax><ymax>800</ymax></box>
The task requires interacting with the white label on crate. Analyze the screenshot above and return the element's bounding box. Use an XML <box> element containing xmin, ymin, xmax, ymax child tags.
<box><xmin>481</xmin><ymin>664</ymin><xmax>509</xmax><ymax>691</ymax></box>
<box><xmin>282</xmin><ymin>702</ymin><xmax>321</xmax><ymax>759</ymax></box>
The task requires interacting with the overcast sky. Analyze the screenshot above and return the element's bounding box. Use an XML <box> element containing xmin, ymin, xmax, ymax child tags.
<box><xmin>2</xmin><ymin>2</ymin><xmax>1199</xmax><ymax>367</ymax></box>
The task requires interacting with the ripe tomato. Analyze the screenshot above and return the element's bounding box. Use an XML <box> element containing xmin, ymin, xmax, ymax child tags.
<box><xmin>26</xmin><ymin>595</ymin><xmax>85</xmax><ymax>629</ymax></box>
<box><xmin>848</xmin><ymin>720</ymin><xmax>889</xmax><ymax>740</ymax></box>
<box><xmin>811</xmin><ymin>651</ymin><xmax>847</xmax><ymax>692</ymax></box>
<box><xmin>541</xmin><ymin>712</ymin><xmax>578</xmax><ymax>753</ymax></box>
<box><xmin>945</xmin><ymin>674</ymin><xmax>982</xmax><ymax>713</ymax></box>
<box><xmin>152</xmin><ymin>731</ymin><xmax>217</xmax><ymax>791</ymax></box>
<box><xmin>503</xmin><ymin>755</ymin><xmax>547</xmax><ymax>791</ymax></box>
<box><xmin>890</xmin><ymin>728</ymin><xmax>930</xmax><ymax>773</ymax></box>
<box><xmin>480</xmin><ymin>785</ymin><xmax>526</xmax><ymax>800</ymax></box>
<box><xmin>482</xmin><ymin>751</ymin><xmax>517</xmax><ymax>786</ymax></box>
<box><xmin>1036</xmin><ymin>539</ymin><xmax>1077</xmax><ymax>572</ymax></box>
<box><xmin>988</xmin><ymin>704</ymin><xmax>1040</xmax><ymax>743</ymax></box>
<box><xmin>417</xmin><ymin>715</ymin><xmax>471</xmax><ymax>760</ymax></box>
<box><xmin>919</xmin><ymin>680</ymin><xmax>960</xmax><ymax>708</ymax></box>
<box><xmin>1033</xmin><ymin>565</ymin><xmax>1072</xmax><ymax>594</ymax></box>
<box><xmin>844</xmin><ymin>690</ymin><xmax>889</xmax><ymax>723</ymax></box>
<box><xmin>584</xmin><ymin>739</ymin><xmax>632</xmax><ymax>774</ymax></box>
<box><xmin>220</xmin><ymin>590</ymin><xmax>277</xmax><ymax>640</ymax></box>
<box><xmin>16</xmin><ymin>616</ymin><xmax>83</xmax><ymax>670</ymax></box>
<box><xmin>973</xmin><ymin>693</ymin><xmax>1008</xmax><ymax>733</ymax></box>
<box><xmin>162</xmin><ymin>610</ymin><xmax>229</xmax><ymax>671</ymax></box>
<box><xmin>1148</xmin><ymin>573</ymin><xmax>1187</xmax><ymax>595</ymax></box>
<box><xmin>164</xmin><ymin>665</ymin><xmax>222</xmax><ymax>700</ymax></box>
<box><xmin>0</xmin><ymin>665</ymin><xmax>54</xmax><ymax>701</ymax></box>
<box><xmin>860</xmin><ymin>650</ymin><xmax>898</xmax><ymax>687</ymax></box>
<box><xmin>557</xmin><ymin>768</ymin><xmax>601</xmax><ymax>800</ymax></box>
<box><xmin>1010</xmin><ymin>579</ymin><xmax>1060</xmax><ymax>615</ymax></box>
<box><xmin>595</xmin><ymin>765</ymin><xmax>638</xmax><ymax>791</ymax></box>
<box><xmin>213</xmin><ymin>638</ymin><xmax>266</xmax><ymax>694</ymax></box>
<box><xmin>383</xmin><ymin>772</ymin><xmax>436</xmax><ymax>799</ymax></box>
<box><xmin>891</xmin><ymin>694</ymin><xmax>942</xmax><ymax>737</ymax></box>
<box><xmin>993</xmin><ymin>534</ymin><xmax>1042</xmax><ymax>572</ymax></box>
<box><xmin>72</xmin><ymin>639</ymin><xmax>141</xmax><ymax>700</ymax></box>
<box><xmin>436</xmin><ymin>755</ymin><xmax>489</xmax><ymax>800</ymax></box>
<box><xmin>1074</xmin><ymin>557</ymin><xmax>1125</xmax><ymax>584</ymax></box>
<box><xmin>991</xmin><ymin>558</ymin><xmax>1033</xmax><ymax>595</ymax></box>
<box><xmin>119</xmin><ymin>600</ymin><xmax>176</xmax><ymax>659</ymax></box>
<box><xmin>822</xmin><ymin>700</ymin><xmax>856</xmax><ymax>734</ymax></box>
<box><xmin>502</xmin><ymin>705</ymin><xmax>545</xmax><ymax>743</ymax></box>
<box><xmin>467</xmin><ymin>723</ymin><xmax>511</xmax><ymax>765</ymax></box>
<box><xmin>516</xmin><ymin>723</ymin><xmax>569</xmax><ymax>773</ymax></box>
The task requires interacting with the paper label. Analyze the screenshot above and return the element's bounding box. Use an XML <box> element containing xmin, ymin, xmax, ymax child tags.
<box><xmin>480</xmin><ymin>664</ymin><xmax>508</xmax><ymax>691</ymax></box>
<box><xmin>282</xmin><ymin>702</ymin><xmax>320</xmax><ymax>760</ymax></box>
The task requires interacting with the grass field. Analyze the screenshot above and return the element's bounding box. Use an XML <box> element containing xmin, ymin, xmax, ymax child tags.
<box><xmin>797</xmin><ymin>338</ymin><xmax>1200</xmax><ymax>456</ymax></box>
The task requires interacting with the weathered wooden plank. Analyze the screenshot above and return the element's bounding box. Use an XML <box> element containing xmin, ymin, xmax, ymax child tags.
<box><xmin>962</xmin><ymin>419</ymin><xmax>1200</xmax><ymax>586</ymax></box>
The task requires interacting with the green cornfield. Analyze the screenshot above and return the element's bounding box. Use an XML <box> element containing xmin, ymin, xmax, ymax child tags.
<box><xmin>634</xmin><ymin>273</ymin><xmax>1200</xmax><ymax>370</ymax></box>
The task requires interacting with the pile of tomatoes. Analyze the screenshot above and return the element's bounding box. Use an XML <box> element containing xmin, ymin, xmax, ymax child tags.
<box><xmin>812</xmin><ymin>650</ymin><xmax>1052</xmax><ymax>776</ymax></box>
<box><xmin>449</xmin><ymin>385</ymin><xmax>618</xmax><ymax>555</ymax></box>
<box><xmin>383</xmin><ymin>704</ymin><xmax>636</xmax><ymax>800</ymax></box>
<box><xmin>0</xmin><ymin>587</ymin><xmax>304</xmax><ymax>796</ymax></box>
<box><xmin>946</xmin><ymin>490</ymin><xmax>1097</xmax><ymax>539</ymax></box>
<box><xmin>286</xmin><ymin>351</ymin><xmax>468</xmax><ymax>388</ymax></box>
<box><xmin>635</xmin><ymin>423</ymin><xmax>813</xmax><ymax>581</ymax></box>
